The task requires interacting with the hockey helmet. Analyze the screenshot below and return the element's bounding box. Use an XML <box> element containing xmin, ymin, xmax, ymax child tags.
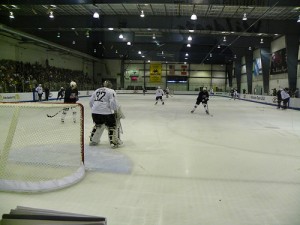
<box><xmin>70</xmin><ymin>81</ymin><xmax>77</xmax><ymax>89</ymax></box>
<box><xmin>103</xmin><ymin>80</ymin><xmax>112</xmax><ymax>88</ymax></box>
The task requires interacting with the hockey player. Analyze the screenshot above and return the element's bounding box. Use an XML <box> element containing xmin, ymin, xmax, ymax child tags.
<box><xmin>164</xmin><ymin>87</ymin><xmax>170</xmax><ymax>98</ymax></box>
<box><xmin>35</xmin><ymin>84</ymin><xmax>43</xmax><ymax>101</ymax></box>
<box><xmin>89</xmin><ymin>80</ymin><xmax>124</xmax><ymax>148</ymax></box>
<box><xmin>155</xmin><ymin>86</ymin><xmax>165</xmax><ymax>105</ymax></box>
<box><xmin>276</xmin><ymin>88</ymin><xmax>283</xmax><ymax>109</ymax></box>
<box><xmin>281</xmin><ymin>88</ymin><xmax>290</xmax><ymax>109</ymax></box>
<box><xmin>61</xmin><ymin>81</ymin><xmax>79</xmax><ymax>123</ymax></box>
<box><xmin>57</xmin><ymin>87</ymin><xmax>65</xmax><ymax>101</ymax></box>
<box><xmin>191</xmin><ymin>87</ymin><xmax>209</xmax><ymax>114</ymax></box>
<box><xmin>233</xmin><ymin>89</ymin><xmax>238</xmax><ymax>100</ymax></box>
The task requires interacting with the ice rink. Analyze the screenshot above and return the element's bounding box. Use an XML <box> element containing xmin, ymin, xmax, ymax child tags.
<box><xmin>1</xmin><ymin>93</ymin><xmax>300</xmax><ymax>225</ymax></box>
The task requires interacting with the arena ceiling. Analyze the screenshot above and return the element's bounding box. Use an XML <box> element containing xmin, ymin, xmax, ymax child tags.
<box><xmin>0</xmin><ymin>0</ymin><xmax>299</xmax><ymax>64</ymax></box>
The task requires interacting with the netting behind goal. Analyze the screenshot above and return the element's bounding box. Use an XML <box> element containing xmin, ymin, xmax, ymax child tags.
<box><xmin>0</xmin><ymin>102</ymin><xmax>85</xmax><ymax>192</ymax></box>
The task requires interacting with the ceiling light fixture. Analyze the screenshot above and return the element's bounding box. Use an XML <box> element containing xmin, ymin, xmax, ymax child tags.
<box><xmin>185</xmin><ymin>53</ymin><xmax>189</xmax><ymax>57</ymax></box>
<box><xmin>57</xmin><ymin>32</ymin><xmax>60</xmax><ymax>38</ymax></box>
<box><xmin>248</xmin><ymin>46</ymin><xmax>252</xmax><ymax>50</ymax></box>
<box><xmin>119</xmin><ymin>33</ymin><xmax>123</xmax><ymax>39</ymax></box>
<box><xmin>93</xmin><ymin>12</ymin><xmax>99</xmax><ymax>18</ymax></box>
<box><xmin>187</xmin><ymin>44</ymin><xmax>191</xmax><ymax>47</ymax></box>
<box><xmin>127</xmin><ymin>41</ymin><xmax>131</xmax><ymax>45</ymax></box>
<box><xmin>223</xmin><ymin>36</ymin><xmax>226</xmax><ymax>42</ymax></box>
<box><xmin>243</xmin><ymin>13</ymin><xmax>247</xmax><ymax>21</ymax></box>
<box><xmin>217</xmin><ymin>45</ymin><xmax>221</xmax><ymax>48</ymax></box>
<box><xmin>152</xmin><ymin>33</ymin><xmax>156</xmax><ymax>39</ymax></box>
<box><xmin>138</xmin><ymin>51</ymin><xmax>142</xmax><ymax>54</ymax></box>
<box><xmin>260</xmin><ymin>38</ymin><xmax>264</xmax><ymax>44</ymax></box>
<box><xmin>297</xmin><ymin>15</ymin><xmax>300</xmax><ymax>23</ymax></box>
<box><xmin>191</xmin><ymin>13</ymin><xmax>197</xmax><ymax>20</ymax></box>
<box><xmin>108</xmin><ymin>28</ymin><xmax>114</xmax><ymax>30</ymax></box>
<box><xmin>9</xmin><ymin>11</ymin><xmax>14</xmax><ymax>19</ymax></box>
<box><xmin>188</xmin><ymin>35</ymin><xmax>192</xmax><ymax>41</ymax></box>
<box><xmin>49</xmin><ymin>11</ymin><xmax>54</xmax><ymax>18</ymax></box>
<box><xmin>189</xmin><ymin>30</ymin><xmax>194</xmax><ymax>33</ymax></box>
<box><xmin>140</xmin><ymin>10</ymin><xmax>145</xmax><ymax>18</ymax></box>
<box><xmin>191</xmin><ymin>5</ymin><xmax>197</xmax><ymax>20</ymax></box>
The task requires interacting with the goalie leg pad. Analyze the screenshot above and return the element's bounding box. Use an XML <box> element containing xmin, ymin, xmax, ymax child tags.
<box><xmin>90</xmin><ymin>124</ymin><xmax>105</xmax><ymax>145</ymax></box>
<box><xmin>108</xmin><ymin>127</ymin><xmax>118</xmax><ymax>148</ymax></box>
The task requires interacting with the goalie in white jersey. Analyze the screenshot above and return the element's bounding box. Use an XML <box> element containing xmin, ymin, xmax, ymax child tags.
<box><xmin>89</xmin><ymin>80</ymin><xmax>124</xmax><ymax>148</ymax></box>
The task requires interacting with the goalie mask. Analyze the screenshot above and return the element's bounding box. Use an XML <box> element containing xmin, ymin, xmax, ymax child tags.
<box><xmin>103</xmin><ymin>80</ymin><xmax>112</xmax><ymax>88</ymax></box>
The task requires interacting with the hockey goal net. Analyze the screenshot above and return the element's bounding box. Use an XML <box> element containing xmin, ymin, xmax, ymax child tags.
<box><xmin>0</xmin><ymin>102</ymin><xmax>85</xmax><ymax>192</ymax></box>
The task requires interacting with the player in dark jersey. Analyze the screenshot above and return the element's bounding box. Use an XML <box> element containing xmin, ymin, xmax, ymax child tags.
<box><xmin>61</xmin><ymin>81</ymin><xmax>79</xmax><ymax>123</ymax></box>
<box><xmin>57</xmin><ymin>87</ymin><xmax>65</xmax><ymax>101</ymax></box>
<box><xmin>191</xmin><ymin>88</ymin><xmax>210</xmax><ymax>114</ymax></box>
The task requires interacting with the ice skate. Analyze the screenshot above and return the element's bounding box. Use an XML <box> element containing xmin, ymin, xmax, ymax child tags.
<box><xmin>162</xmin><ymin>102</ymin><xmax>164</xmax><ymax>105</ymax></box>
<box><xmin>89</xmin><ymin>141</ymin><xmax>99</xmax><ymax>146</ymax></box>
<box><xmin>117</xmin><ymin>139</ymin><xmax>123</xmax><ymax>146</ymax></box>
<box><xmin>110</xmin><ymin>142</ymin><xmax>118</xmax><ymax>149</ymax></box>
<box><xmin>155</xmin><ymin>102</ymin><xmax>157</xmax><ymax>105</ymax></box>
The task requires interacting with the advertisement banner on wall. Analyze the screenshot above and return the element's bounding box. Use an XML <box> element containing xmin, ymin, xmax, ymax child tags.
<box><xmin>253</xmin><ymin>58</ymin><xmax>261</xmax><ymax>77</ymax></box>
<box><xmin>168</xmin><ymin>65</ymin><xmax>175</xmax><ymax>75</ymax></box>
<box><xmin>150</xmin><ymin>63</ymin><xmax>162</xmax><ymax>83</ymax></box>
<box><xmin>181</xmin><ymin>64</ymin><xmax>188</xmax><ymax>75</ymax></box>
<box><xmin>270</xmin><ymin>48</ymin><xmax>287</xmax><ymax>75</ymax></box>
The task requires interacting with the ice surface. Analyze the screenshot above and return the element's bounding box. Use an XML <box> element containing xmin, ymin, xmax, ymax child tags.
<box><xmin>1</xmin><ymin>94</ymin><xmax>300</xmax><ymax>225</ymax></box>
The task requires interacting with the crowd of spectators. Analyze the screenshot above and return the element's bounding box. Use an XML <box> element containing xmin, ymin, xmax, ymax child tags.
<box><xmin>0</xmin><ymin>59</ymin><xmax>93</xmax><ymax>93</ymax></box>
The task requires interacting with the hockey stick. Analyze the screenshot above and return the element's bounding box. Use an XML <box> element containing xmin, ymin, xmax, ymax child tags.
<box><xmin>46</xmin><ymin>108</ymin><xmax>64</xmax><ymax>118</ymax></box>
<box><xmin>47</xmin><ymin>107</ymin><xmax>77</xmax><ymax>118</ymax></box>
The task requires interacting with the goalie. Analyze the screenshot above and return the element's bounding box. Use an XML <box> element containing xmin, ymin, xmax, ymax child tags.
<box><xmin>190</xmin><ymin>87</ymin><xmax>210</xmax><ymax>114</ymax></box>
<box><xmin>89</xmin><ymin>80</ymin><xmax>125</xmax><ymax>148</ymax></box>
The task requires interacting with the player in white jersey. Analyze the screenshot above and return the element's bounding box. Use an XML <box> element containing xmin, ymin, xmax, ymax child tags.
<box><xmin>154</xmin><ymin>86</ymin><xmax>165</xmax><ymax>105</ymax></box>
<box><xmin>89</xmin><ymin>80</ymin><xmax>124</xmax><ymax>148</ymax></box>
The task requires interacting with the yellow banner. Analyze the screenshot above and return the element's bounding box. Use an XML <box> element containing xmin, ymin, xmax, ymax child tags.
<box><xmin>149</xmin><ymin>63</ymin><xmax>162</xmax><ymax>83</ymax></box>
